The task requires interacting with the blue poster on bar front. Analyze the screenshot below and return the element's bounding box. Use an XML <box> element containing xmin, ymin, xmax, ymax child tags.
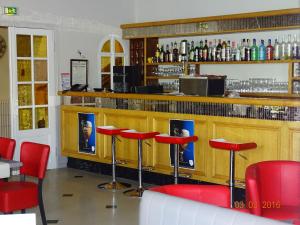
<box><xmin>169</xmin><ymin>119</ymin><xmax>195</xmax><ymax>169</ymax></box>
<box><xmin>78</xmin><ymin>113</ymin><xmax>96</xmax><ymax>155</ymax></box>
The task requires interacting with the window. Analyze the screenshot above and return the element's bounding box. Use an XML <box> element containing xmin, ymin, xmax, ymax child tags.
<box><xmin>99</xmin><ymin>36</ymin><xmax>125</xmax><ymax>89</ymax></box>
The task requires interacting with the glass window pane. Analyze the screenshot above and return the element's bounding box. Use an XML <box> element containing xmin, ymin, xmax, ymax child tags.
<box><xmin>18</xmin><ymin>84</ymin><xmax>32</xmax><ymax>106</ymax></box>
<box><xmin>34</xmin><ymin>84</ymin><xmax>48</xmax><ymax>105</ymax></box>
<box><xmin>17</xmin><ymin>35</ymin><xmax>31</xmax><ymax>57</ymax></box>
<box><xmin>101</xmin><ymin>56</ymin><xmax>110</xmax><ymax>72</ymax></box>
<box><xmin>115</xmin><ymin>57</ymin><xmax>124</xmax><ymax>66</ymax></box>
<box><xmin>35</xmin><ymin>107</ymin><xmax>48</xmax><ymax>129</ymax></box>
<box><xmin>115</xmin><ymin>40</ymin><xmax>124</xmax><ymax>53</ymax></box>
<box><xmin>17</xmin><ymin>60</ymin><xmax>32</xmax><ymax>82</ymax></box>
<box><xmin>101</xmin><ymin>40</ymin><xmax>110</xmax><ymax>53</ymax></box>
<box><xmin>101</xmin><ymin>74</ymin><xmax>111</xmax><ymax>89</ymax></box>
<box><xmin>34</xmin><ymin>60</ymin><xmax>48</xmax><ymax>81</ymax></box>
<box><xmin>19</xmin><ymin>108</ymin><xmax>33</xmax><ymax>130</ymax></box>
<box><xmin>33</xmin><ymin>36</ymin><xmax>47</xmax><ymax>58</ymax></box>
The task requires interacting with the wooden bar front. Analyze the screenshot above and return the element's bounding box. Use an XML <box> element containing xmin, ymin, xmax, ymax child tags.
<box><xmin>59</xmin><ymin>91</ymin><xmax>300</xmax><ymax>186</ymax></box>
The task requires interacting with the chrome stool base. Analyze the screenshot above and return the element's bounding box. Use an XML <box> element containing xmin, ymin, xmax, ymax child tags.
<box><xmin>123</xmin><ymin>187</ymin><xmax>144</xmax><ymax>197</ymax></box>
<box><xmin>97</xmin><ymin>181</ymin><xmax>131</xmax><ymax>190</ymax></box>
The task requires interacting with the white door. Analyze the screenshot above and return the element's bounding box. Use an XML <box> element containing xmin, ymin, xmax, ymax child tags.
<box><xmin>9</xmin><ymin>27</ymin><xmax>57</xmax><ymax>169</ymax></box>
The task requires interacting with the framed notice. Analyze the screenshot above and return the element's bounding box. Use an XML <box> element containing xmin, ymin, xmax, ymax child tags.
<box><xmin>70</xmin><ymin>59</ymin><xmax>88</xmax><ymax>86</ymax></box>
<box><xmin>78</xmin><ymin>113</ymin><xmax>96</xmax><ymax>154</ymax></box>
<box><xmin>169</xmin><ymin>119</ymin><xmax>195</xmax><ymax>169</ymax></box>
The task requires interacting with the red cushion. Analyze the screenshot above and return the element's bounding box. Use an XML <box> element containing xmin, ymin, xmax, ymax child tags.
<box><xmin>96</xmin><ymin>127</ymin><xmax>128</xmax><ymax>135</ymax></box>
<box><xmin>0</xmin><ymin>182</ymin><xmax>38</xmax><ymax>213</ymax></box>
<box><xmin>120</xmin><ymin>130</ymin><xmax>159</xmax><ymax>140</ymax></box>
<box><xmin>262</xmin><ymin>206</ymin><xmax>300</xmax><ymax>221</ymax></box>
<box><xmin>155</xmin><ymin>135</ymin><xmax>198</xmax><ymax>145</ymax></box>
<box><xmin>150</xmin><ymin>184</ymin><xmax>230</xmax><ymax>208</ymax></box>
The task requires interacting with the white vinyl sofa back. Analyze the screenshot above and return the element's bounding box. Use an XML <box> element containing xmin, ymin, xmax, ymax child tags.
<box><xmin>0</xmin><ymin>213</ymin><xmax>36</xmax><ymax>225</ymax></box>
<box><xmin>140</xmin><ymin>190</ymin><xmax>288</xmax><ymax>225</ymax></box>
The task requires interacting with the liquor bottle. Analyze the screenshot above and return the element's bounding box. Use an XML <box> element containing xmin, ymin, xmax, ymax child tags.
<box><xmin>221</xmin><ymin>40</ymin><xmax>227</xmax><ymax>61</ymax></box>
<box><xmin>169</xmin><ymin>42</ymin><xmax>174</xmax><ymax>62</ymax></box>
<box><xmin>194</xmin><ymin>41</ymin><xmax>199</xmax><ymax>62</ymax></box>
<box><xmin>245</xmin><ymin>39</ymin><xmax>251</xmax><ymax>61</ymax></box>
<box><xmin>199</xmin><ymin>40</ymin><xmax>204</xmax><ymax>61</ymax></box>
<box><xmin>159</xmin><ymin>45</ymin><xmax>165</xmax><ymax>63</ymax></box>
<box><xmin>212</xmin><ymin>39</ymin><xmax>217</xmax><ymax>62</ymax></box>
<box><xmin>225</xmin><ymin>40</ymin><xmax>231</xmax><ymax>61</ymax></box>
<box><xmin>251</xmin><ymin>39</ymin><xmax>259</xmax><ymax>61</ymax></box>
<box><xmin>165</xmin><ymin>44</ymin><xmax>170</xmax><ymax>62</ymax></box>
<box><xmin>180</xmin><ymin>40</ymin><xmax>188</xmax><ymax>62</ymax></box>
<box><xmin>258</xmin><ymin>40</ymin><xmax>266</xmax><ymax>61</ymax></box>
<box><xmin>280</xmin><ymin>37</ymin><xmax>286</xmax><ymax>60</ymax></box>
<box><xmin>231</xmin><ymin>41</ymin><xmax>237</xmax><ymax>61</ymax></box>
<box><xmin>266</xmin><ymin>39</ymin><xmax>274</xmax><ymax>60</ymax></box>
<box><xmin>292</xmin><ymin>34</ymin><xmax>300</xmax><ymax>59</ymax></box>
<box><xmin>216</xmin><ymin>39</ymin><xmax>222</xmax><ymax>62</ymax></box>
<box><xmin>286</xmin><ymin>34</ymin><xmax>292</xmax><ymax>59</ymax></box>
<box><xmin>203</xmin><ymin>40</ymin><xmax>209</xmax><ymax>61</ymax></box>
<box><xmin>240</xmin><ymin>39</ymin><xmax>246</xmax><ymax>61</ymax></box>
<box><xmin>173</xmin><ymin>42</ymin><xmax>179</xmax><ymax>62</ymax></box>
<box><xmin>208</xmin><ymin>41</ymin><xmax>213</xmax><ymax>61</ymax></box>
<box><xmin>155</xmin><ymin>43</ymin><xmax>160</xmax><ymax>63</ymax></box>
<box><xmin>236</xmin><ymin>43</ymin><xmax>241</xmax><ymax>61</ymax></box>
<box><xmin>189</xmin><ymin>41</ymin><xmax>195</xmax><ymax>62</ymax></box>
<box><xmin>273</xmin><ymin>38</ymin><xmax>281</xmax><ymax>60</ymax></box>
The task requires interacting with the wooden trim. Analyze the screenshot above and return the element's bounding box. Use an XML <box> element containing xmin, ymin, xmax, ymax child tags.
<box><xmin>121</xmin><ymin>8</ymin><xmax>300</xmax><ymax>29</ymax></box>
<box><xmin>146</xmin><ymin>76</ymin><xmax>180</xmax><ymax>79</ymax></box>
<box><xmin>57</xmin><ymin>91</ymin><xmax>300</xmax><ymax>107</ymax></box>
<box><xmin>288</xmin><ymin>62</ymin><xmax>293</xmax><ymax>93</ymax></box>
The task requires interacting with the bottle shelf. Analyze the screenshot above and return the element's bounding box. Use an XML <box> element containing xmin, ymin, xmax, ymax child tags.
<box><xmin>146</xmin><ymin>62</ymin><xmax>185</xmax><ymax>66</ymax></box>
<box><xmin>292</xmin><ymin>77</ymin><xmax>300</xmax><ymax>81</ymax></box>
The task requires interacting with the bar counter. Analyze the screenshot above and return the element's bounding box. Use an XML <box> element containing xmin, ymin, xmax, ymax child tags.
<box><xmin>59</xmin><ymin>91</ymin><xmax>300</xmax><ymax>186</ymax></box>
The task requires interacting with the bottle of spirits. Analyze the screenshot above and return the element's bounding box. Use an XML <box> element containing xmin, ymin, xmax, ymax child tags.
<box><xmin>212</xmin><ymin>39</ymin><xmax>217</xmax><ymax>62</ymax></box>
<box><xmin>251</xmin><ymin>39</ymin><xmax>259</xmax><ymax>61</ymax></box>
<box><xmin>208</xmin><ymin>41</ymin><xmax>213</xmax><ymax>61</ymax></box>
<box><xmin>165</xmin><ymin>44</ymin><xmax>170</xmax><ymax>62</ymax></box>
<box><xmin>203</xmin><ymin>40</ymin><xmax>209</xmax><ymax>61</ymax></box>
<box><xmin>180</xmin><ymin>40</ymin><xmax>188</xmax><ymax>62</ymax></box>
<box><xmin>280</xmin><ymin>37</ymin><xmax>286</xmax><ymax>60</ymax></box>
<box><xmin>216</xmin><ymin>39</ymin><xmax>222</xmax><ymax>62</ymax></box>
<box><xmin>159</xmin><ymin>45</ymin><xmax>165</xmax><ymax>63</ymax></box>
<box><xmin>266</xmin><ymin>39</ymin><xmax>274</xmax><ymax>60</ymax></box>
<box><xmin>245</xmin><ymin>39</ymin><xmax>251</xmax><ymax>61</ymax></box>
<box><xmin>221</xmin><ymin>40</ymin><xmax>227</xmax><ymax>61</ymax></box>
<box><xmin>259</xmin><ymin>40</ymin><xmax>266</xmax><ymax>61</ymax></box>
<box><xmin>199</xmin><ymin>40</ymin><xmax>204</xmax><ymax>61</ymax></box>
<box><xmin>273</xmin><ymin>38</ymin><xmax>281</xmax><ymax>60</ymax></box>
<box><xmin>240</xmin><ymin>39</ymin><xmax>246</xmax><ymax>61</ymax></box>
<box><xmin>155</xmin><ymin>43</ymin><xmax>160</xmax><ymax>63</ymax></box>
<box><xmin>236</xmin><ymin>43</ymin><xmax>241</xmax><ymax>61</ymax></box>
<box><xmin>292</xmin><ymin>35</ymin><xmax>300</xmax><ymax>59</ymax></box>
<box><xmin>194</xmin><ymin>41</ymin><xmax>199</xmax><ymax>62</ymax></box>
<box><xmin>286</xmin><ymin>34</ymin><xmax>293</xmax><ymax>59</ymax></box>
<box><xmin>173</xmin><ymin>42</ymin><xmax>179</xmax><ymax>62</ymax></box>
<box><xmin>225</xmin><ymin>40</ymin><xmax>231</xmax><ymax>61</ymax></box>
<box><xmin>189</xmin><ymin>41</ymin><xmax>195</xmax><ymax>62</ymax></box>
<box><xmin>169</xmin><ymin>42</ymin><xmax>174</xmax><ymax>62</ymax></box>
<box><xmin>231</xmin><ymin>41</ymin><xmax>237</xmax><ymax>61</ymax></box>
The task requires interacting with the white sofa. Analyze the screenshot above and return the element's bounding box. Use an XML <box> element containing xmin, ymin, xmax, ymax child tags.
<box><xmin>140</xmin><ymin>190</ymin><xmax>289</xmax><ymax>225</ymax></box>
<box><xmin>0</xmin><ymin>214</ymin><xmax>36</xmax><ymax>225</ymax></box>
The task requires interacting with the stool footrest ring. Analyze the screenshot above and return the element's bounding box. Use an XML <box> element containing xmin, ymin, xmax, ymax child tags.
<box><xmin>97</xmin><ymin>181</ymin><xmax>131</xmax><ymax>190</ymax></box>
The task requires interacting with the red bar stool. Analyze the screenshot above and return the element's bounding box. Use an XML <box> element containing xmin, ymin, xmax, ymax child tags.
<box><xmin>155</xmin><ymin>134</ymin><xmax>198</xmax><ymax>184</ymax></box>
<box><xmin>96</xmin><ymin>126</ymin><xmax>131</xmax><ymax>190</ymax></box>
<box><xmin>209</xmin><ymin>138</ymin><xmax>257</xmax><ymax>208</ymax></box>
<box><xmin>120</xmin><ymin>130</ymin><xmax>159</xmax><ymax>197</ymax></box>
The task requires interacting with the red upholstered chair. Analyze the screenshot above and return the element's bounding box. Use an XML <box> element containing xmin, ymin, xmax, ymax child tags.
<box><xmin>150</xmin><ymin>184</ymin><xmax>230</xmax><ymax>208</ymax></box>
<box><xmin>246</xmin><ymin>160</ymin><xmax>300</xmax><ymax>223</ymax></box>
<box><xmin>0</xmin><ymin>137</ymin><xmax>16</xmax><ymax>160</ymax></box>
<box><xmin>0</xmin><ymin>142</ymin><xmax>50</xmax><ymax>225</ymax></box>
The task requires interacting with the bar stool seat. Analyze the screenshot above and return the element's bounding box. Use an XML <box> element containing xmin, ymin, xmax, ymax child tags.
<box><xmin>96</xmin><ymin>126</ymin><xmax>131</xmax><ymax>190</ymax></box>
<box><xmin>120</xmin><ymin>130</ymin><xmax>159</xmax><ymax>197</ymax></box>
<box><xmin>209</xmin><ymin>138</ymin><xmax>257</xmax><ymax>208</ymax></box>
<box><xmin>155</xmin><ymin>134</ymin><xmax>198</xmax><ymax>184</ymax></box>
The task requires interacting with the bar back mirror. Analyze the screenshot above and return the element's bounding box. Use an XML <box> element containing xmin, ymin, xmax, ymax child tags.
<box><xmin>70</xmin><ymin>59</ymin><xmax>88</xmax><ymax>91</ymax></box>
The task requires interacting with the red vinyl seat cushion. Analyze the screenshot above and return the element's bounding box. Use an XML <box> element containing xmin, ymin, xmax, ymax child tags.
<box><xmin>0</xmin><ymin>181</ymin><xmax>38</xmax><ymax>213</ymax></box>
<box><xmin>120</xmin><ymin>130</ymin><xmax>160</xmax><ymax>140</ymax></box>
<box><xmin>150</xmin><ymin>184</ymin><xmax>230</xmax><ymax>208</ymax></box>
<box><xmin>155</xmin><ymin>135</ymin><xmax>198</xmax><ymax>145</ymax></box>
<box><xmin>262</xmin><ymin>206</ymin><xmax>300</xmax><ymax>221</ymax></box>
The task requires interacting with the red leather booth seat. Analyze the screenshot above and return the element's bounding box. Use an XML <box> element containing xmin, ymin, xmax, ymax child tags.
<box><xmin>150</xmin><ymin>184</ymin><xmax>230</xmax><ymax>208</ymax></box>
<box><xmin>246</xmin><ymin>160</ymin><xmax>300</xmax><ymax>223</ymax></box>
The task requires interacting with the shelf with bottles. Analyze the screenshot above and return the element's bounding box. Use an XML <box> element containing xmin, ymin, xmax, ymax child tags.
<box><xmin>187</xmin><ymin>59</ymin><xmax>300</xmax><ymax>65</ymax></box>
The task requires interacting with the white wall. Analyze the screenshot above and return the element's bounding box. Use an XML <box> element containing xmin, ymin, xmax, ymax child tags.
<box><xmin>135</xmin><ymin>0</ymin><xmax>299</xmax><ymax>22</ymax></box>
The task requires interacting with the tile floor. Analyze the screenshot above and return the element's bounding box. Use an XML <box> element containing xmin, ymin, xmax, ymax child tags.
<box><xmin>8</xmin><ymin>168</ymin><xmax>149</xmax><ymax>225</ymax></box>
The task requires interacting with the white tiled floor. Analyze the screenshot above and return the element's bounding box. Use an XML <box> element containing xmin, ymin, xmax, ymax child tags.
<box><xmin>10</xmin><ymin>168</ymin><xmax>146</xmax><ymax>225</ymax></box>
